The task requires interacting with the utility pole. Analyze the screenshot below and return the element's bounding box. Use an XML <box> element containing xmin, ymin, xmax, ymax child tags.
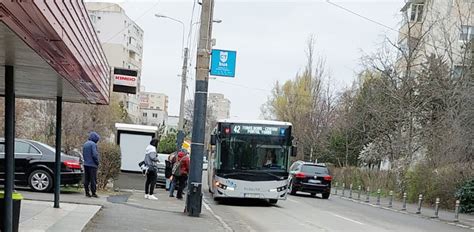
<box><xmin>186</xmin><ymin>0</ymin><xmax>214</xmax><ymax>217</ymax></box>
<box><xmin>176</xmin><ymin>47</ymin><xmax>189</xmax><ymax>149</ymax></box>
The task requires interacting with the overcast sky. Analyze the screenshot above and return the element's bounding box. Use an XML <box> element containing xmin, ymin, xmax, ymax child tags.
<box><xmin>88</xmin><ymin>0</ymin><xmax>403</xmax><ymax>119</ymax></box>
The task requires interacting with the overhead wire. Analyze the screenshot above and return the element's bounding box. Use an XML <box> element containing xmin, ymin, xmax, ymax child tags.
<box><xmin>185</xmin><ymin>0</ymin><xmax>202</xmax><ymax>101</ymax></box>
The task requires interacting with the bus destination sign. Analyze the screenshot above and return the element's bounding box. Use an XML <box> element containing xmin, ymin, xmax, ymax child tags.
<box><xmin>231</xmin><ymin>124</ymin><xmax>286</xmax><ymax>136</ymax></box>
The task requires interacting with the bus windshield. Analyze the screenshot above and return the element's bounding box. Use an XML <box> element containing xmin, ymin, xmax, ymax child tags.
<box><xmin>219</xmin><ymin>134</ymin><xmax>289</xmax><ymax>172</ymax></box>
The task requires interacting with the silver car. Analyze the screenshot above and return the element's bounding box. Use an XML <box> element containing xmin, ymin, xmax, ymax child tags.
<box><xmin>156</xmin><ymin>153</ymin><xmax>169</xmax><ymax>186</ymax></box>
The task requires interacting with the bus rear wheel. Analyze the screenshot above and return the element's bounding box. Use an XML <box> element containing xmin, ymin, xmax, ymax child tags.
<box><xmin>269</xmin><ymin>199</ymin><xmax>278</xmax><ymax>204</ymax></box>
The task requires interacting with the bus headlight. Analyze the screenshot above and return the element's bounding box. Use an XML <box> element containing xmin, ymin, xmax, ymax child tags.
<box><xmin>216</xmin><ymin>182</ymin><xmax>227</xmax><ymax>190</ymax></box>
<box><xmin>215</xmin><ymin>182</ymin><xmax>235</xmax><ymax>191</ymax></box>
<box><xmin>269</xmin><ymin>185</ymin><xmax>287</xmax><ymax>192</ymax></box>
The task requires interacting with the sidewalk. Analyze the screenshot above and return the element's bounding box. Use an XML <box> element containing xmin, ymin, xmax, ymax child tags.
<box><xmin>84</xmin><ymin>189</ymin><xmax>229</xmax><ymax>232</ymax></box>
<box><xmin>332</xmin><ymin>188</ymin><xmax>474</xmax><ymax>229</ymax></box>
<box><xmin>20</xmin><ymin>200</ymin><xmax>101</xmax><ymax>232</ymax></box>
<box><xmin>16</xmin><ymin>187</ymin><xmax>229</xmax><ymax>232</ymax></box>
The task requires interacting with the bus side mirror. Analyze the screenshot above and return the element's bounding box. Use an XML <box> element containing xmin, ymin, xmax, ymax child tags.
<box><xmin>291</xmin><ymin>146</ymin><xmax>297</xmax><ymax>157</ymax></box>
<box><xmin>210</xmin><ymin>135</ymin><xmax>216</xmax><ymax>145</ymax></box>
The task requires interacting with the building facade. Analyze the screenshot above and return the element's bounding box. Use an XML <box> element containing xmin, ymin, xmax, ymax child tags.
<box><xmin>208</xmin><ymin>93</ymin><xmax>231</xmax><ymax>120</ymax></box>
<box><xmin>167</xmin><ymin>115</ymin><xmax>179</xmax><ymax>133</ymax></box>
<box><xmin>140</xmin><ymin>109</ymin><xmax>168</xmax><ymax>127</ymax></box>
<box><xmin>398</xmin><ymin>0</ymin><xmax>473</xmax><ymax>74</ymax></box>
<box><xmin>139</xmin><ymin>92</ymin><xmax>169</xmax><ymax>112</ymax></box>
<box><xmin>86</xmin><ymin>2</ymin><xmax>144</xmax><ymax>123</ymax></box>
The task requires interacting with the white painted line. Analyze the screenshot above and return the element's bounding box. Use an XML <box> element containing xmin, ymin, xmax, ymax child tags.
<box><xmin>330</xmin><ymin>213</ymin><xmax>365</xmax><ymax>225</ymax></box>
<box><xmin>202</xmin><ymin>199</ymin><xmax>233</xmax><ymax>232</ymax></box>
<box><xmin>287</xmin><ymin>197</ymin><xmax>300</xmax><ymax>204</ymax></box>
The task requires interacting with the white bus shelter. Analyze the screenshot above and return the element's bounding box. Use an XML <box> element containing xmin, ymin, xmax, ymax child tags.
<box><xmin>115</xmin><ymin>123</ymin><xmax>158</xmax><ymax>172</ymax></box>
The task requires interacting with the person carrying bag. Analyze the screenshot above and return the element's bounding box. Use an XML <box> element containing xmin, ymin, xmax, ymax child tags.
<box><xmin>144</xmin><ymin>138</ymin><xmax>160</xmax><ymax>200</ymax></box>
<box><xmin>172</xmin><ymin>151</ymin><xmax>190</xmax><ymax>200</ymax></box>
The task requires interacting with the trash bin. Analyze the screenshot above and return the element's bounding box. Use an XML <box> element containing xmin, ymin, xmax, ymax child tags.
<box><xmin>0</xmin><ymin>191</ymin><xmax>23</xmax><ymax>232</ymax></box>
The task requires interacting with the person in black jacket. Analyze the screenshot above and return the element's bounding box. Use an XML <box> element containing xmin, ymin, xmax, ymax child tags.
<box><xmin>83</xmin><ymin>132</ymin><xmax>100</xmax><ymax>198</ymax></box>
<box><xmin>164</xmin><ymin>151</ymin><xmax>175</xmax><ymax>190</ymax></box>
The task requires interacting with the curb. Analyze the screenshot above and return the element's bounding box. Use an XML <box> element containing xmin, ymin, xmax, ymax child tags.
<box><xmin>22</xmin><ymin>198</ymin><xmax>106</xmax><ymax>207</ymax></box>
<box><xmin>334</xmin><ymin>195</ymin><xmax>474</xmax><ymax>230</ymax></box>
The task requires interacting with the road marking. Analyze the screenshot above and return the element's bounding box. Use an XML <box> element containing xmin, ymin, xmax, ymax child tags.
<box><xmin>202</xmin><ymin>198</ymin><xmax>234</xmax><ymax>232</ymax></box>
<box><xmin>330</xmin><ymin>213</ymin><xmax>365</xmax><ymax>225</ymax></box>
<box><xmin>287</xmin><ymin>197</ymin><xmax>300</xmax><ymax>204</ymax></box>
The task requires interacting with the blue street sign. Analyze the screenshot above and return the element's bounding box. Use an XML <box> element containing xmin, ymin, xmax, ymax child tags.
<box><xmin>210</xmin><ymin>49</ymin><xmax>236</xmax><ymax>77</ymax></box>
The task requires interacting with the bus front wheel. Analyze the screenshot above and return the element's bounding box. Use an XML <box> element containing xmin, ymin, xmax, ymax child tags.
<box><xmin>289</xmin><ymin>182</ymin><xmax>297</xmax><ymax>195</ymax></box>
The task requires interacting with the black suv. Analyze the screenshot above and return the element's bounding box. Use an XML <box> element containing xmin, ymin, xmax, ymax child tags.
<box><xmin>288</xmin><ymin>161</ymin><xmax>332</xmax><ymax>199</ymax></box>
<box><xmin>0</xmin><ymin>139</ymin><xmax>83</xmax><ymax>192</ymax></box>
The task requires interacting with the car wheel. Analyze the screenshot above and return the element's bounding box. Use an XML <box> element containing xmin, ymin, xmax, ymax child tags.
<box><xmin>29</xmin><ymin>169</ymin><xmax>53</xmax><ymax>192</ymax></box>
<box><xmin>269</xmin><ymin>199</ymin><xmax>278</xmax><ymax>204</ymax></box>
<box><xmin>311</xmin><ymin>193</ymin><xmax>317</xmax><ymax>197</ymax></box>
<box><xmin>322</xmin><ymin>192</ymin><xmax>330</xmax><ymax>199</ymax></box>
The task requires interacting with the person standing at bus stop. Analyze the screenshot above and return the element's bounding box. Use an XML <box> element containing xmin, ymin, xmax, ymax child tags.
<box><xmin>174</xmin><ymin>151</ymin><xmax>190</xmax><ymax>200</ymax></box>
<box><xmin>83</xmin><ymin>131</ymin><xmax>100</xmax><ymax>198</ymax></box>
<box><xmin>165</xmin><ymin>151</ymin><xmax>175</xmax><ymax>191</ymax></box>
<box><xmin>168</xmin><ymin>152</ymin><xmax>177</xmax><ymax>197</ymax></box>
<box><xmin>144</xmin><ymin>138</ymin><xmax>160</xmax><ymax>200</ymax></box>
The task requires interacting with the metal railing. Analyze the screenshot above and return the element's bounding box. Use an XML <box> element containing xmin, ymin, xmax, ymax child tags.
<box><xmin>332</xmin><ymin>182</ymin><xmax>464</xmax><ymax>222</ymax></box>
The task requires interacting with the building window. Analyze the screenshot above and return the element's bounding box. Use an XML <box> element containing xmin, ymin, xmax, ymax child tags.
<box><xmin>143</xmin><ymin>112</ymin><xmax>147</xmax><ymax>117</ymax></box>
<box><xmin>410</xmin><ymin>3</ymin><xmax>424</xmax><ymax>22</ymax></box>
<box><xmin>98</xmin><ymin>16</ymin><xmax>101</xmax><ymax>20</ymax></box>
<box><xmin>152</xmin><ymin>113</ymin><xmax>158</xmax><ymax>118</ymax></box>
<box><xmin>460</xmin><ymin>25</ymin><xmax>474</xmax><ymax>41</ymax></box>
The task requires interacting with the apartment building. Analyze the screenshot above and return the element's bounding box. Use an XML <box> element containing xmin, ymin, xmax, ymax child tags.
<box><xmin>398</xmin><ymin>0</ymin><xmax>473</xmax><ymax>75</ymax></box>
<box><xmin>86</xmin><ymin>2</ymin><xmax>144</xmax><ymax>123</ymax></box>
<box><xmin>208</xmin><ymin>93</ymin><xmax>231</xmax><ymax>120</ymax></box>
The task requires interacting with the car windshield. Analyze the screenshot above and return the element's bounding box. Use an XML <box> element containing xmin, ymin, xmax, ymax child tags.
<box><xmin>301</xmin><ymin>165</ymin><xmax>329</xmax><ymax>175</ymax></box>
<box><xmin>219</xmin><ymin>135</ymin><xmax>289</xmax><ymax>172</ymax></box>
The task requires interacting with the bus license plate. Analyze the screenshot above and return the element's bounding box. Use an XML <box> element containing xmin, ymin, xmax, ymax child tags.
<box><xmin>309</xmin><ymin>179</ymin><xmax>321</xmax><ymax>184</ymax></box>
<box><xmin>244</xmin><ymin>193</ymin><xmax>260</xmax><ymax>198</ymax></box>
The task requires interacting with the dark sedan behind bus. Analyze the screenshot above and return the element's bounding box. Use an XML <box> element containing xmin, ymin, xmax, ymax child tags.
<box><xmin>288</xmin><ymin>161</ymin><xmax>332</xmax><ymax>199</ymax></box>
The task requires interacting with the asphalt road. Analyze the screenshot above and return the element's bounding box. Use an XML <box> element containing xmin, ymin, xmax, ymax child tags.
<box><xmin>201</xmin><ymin>172</ymin><xmax>472</xmax><ymax>232</ymax></box>
<box><xmin>46</xmin><ymin>171</ymin><xmax>471</xmax><ymax>232</ymax></box>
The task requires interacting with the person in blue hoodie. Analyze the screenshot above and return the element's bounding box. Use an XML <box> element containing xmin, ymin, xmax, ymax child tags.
<box><xmin>83</xmin><ymin>132</ymin><xmax>100</xmax><ymax>198</ymax></box>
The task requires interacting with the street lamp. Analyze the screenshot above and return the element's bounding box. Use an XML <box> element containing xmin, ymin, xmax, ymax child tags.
<box><xmin>155</xmin><ymin>14</ymin><xmax>185</xmax><ymax>54</ymax></box>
